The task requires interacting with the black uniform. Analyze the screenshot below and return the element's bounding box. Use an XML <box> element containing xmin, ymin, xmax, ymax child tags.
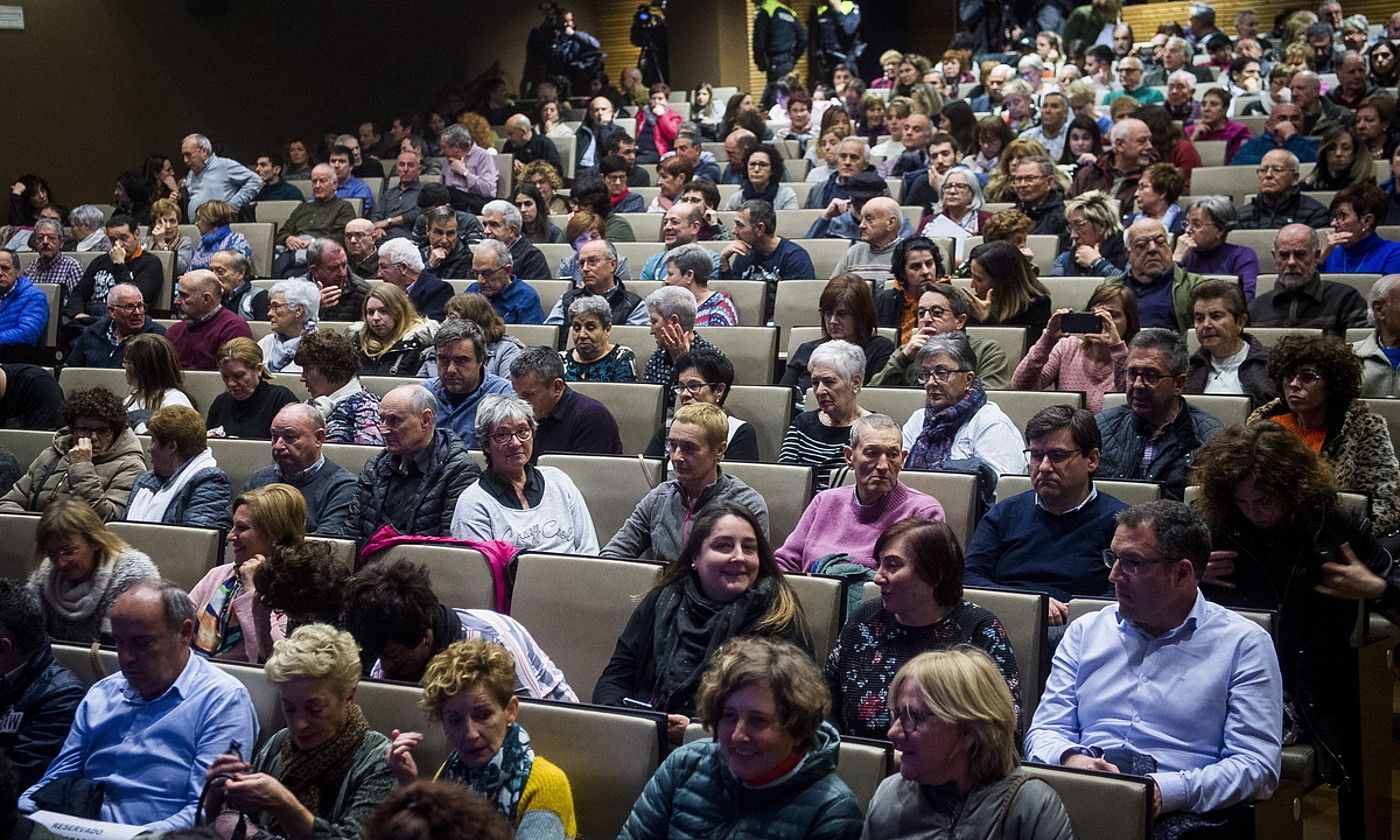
<box><xmin>753</xmin><ymin>0</ymin><xmax>807</xmax><ymax>107</ymax></box>
<box><xmin>811</xmin><ymin>1</ymin><xmax>864</xmax><ymax>84</ymax></box>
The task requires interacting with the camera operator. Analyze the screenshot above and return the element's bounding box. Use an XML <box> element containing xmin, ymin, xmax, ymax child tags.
<box><xmin>631</xmin><ymin>2</ymin><xmax>670</xmax><ymax>87</ymax></box>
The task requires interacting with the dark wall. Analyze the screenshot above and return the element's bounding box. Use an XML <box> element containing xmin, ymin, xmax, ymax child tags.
<box><xmin>0</xmin><ymin>0</ymin><xmax>574</xmax><ymax>204</ymax></box>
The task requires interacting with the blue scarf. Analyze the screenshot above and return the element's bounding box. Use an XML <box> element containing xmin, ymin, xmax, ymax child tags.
<box><xmin>906</xmin><ymin>379</ymin><xmax>987</xmax><ymax>470</ymax></box>
<box><xmin>200</xmin><ymin>226</ymin><xmax>232</xmax><ymax>250</ymax></box>
<box><xmin>441</xmin><ymin>723</ymin><xmax>535</xmax><ymax>821</ymax></box>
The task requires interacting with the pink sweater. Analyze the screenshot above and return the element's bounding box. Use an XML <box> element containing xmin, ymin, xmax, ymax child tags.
<box><xmin>1011</xmin><ymin>335</ymin><xmax>1128</xmax><ymax>414</ymax></box>
<box><xmin>775</xmin><ymin>481</ymin><xmax>945</xmax><ymax>572</ymax></box>
<box><xmin>188</xmin><ymin>562</ymin><xmax>287</xmax><ymax>664</ymax></box>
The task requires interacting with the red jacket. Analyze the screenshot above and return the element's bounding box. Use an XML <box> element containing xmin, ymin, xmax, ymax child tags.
<box><xmin>635</xmin><ymin>107</ymin><xmax>683</xmax><ymax>157</ymax></box>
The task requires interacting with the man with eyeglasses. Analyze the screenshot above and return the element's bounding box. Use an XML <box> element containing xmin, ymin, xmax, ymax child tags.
<box><xmin>1071</xmin><ymin>118</ymin><xmax>1154</xmax><ymax>213</ymax></box>
<box><xmin>599</xmin><ymin>155</ymin><xmax>647</xmax><ymax>214</ymax></box>
<box><xmin>1027</xmin><ymin>500</ymin><xmax>1282</xmax><ymax>831</ymax></box>
<box><xmin>480</xmin><ymin>199</ymin><xmax>550</xmax><ymax>283</ymax></box>
<box><xmin>544</xmin><ymin>238</ymin><xmax>647</xmax><ymax>326</ymax></box>
<box><xmin>1106</xmin><ymin>218</ymin><xmax>1208</xmax><ymax>333</ymax></box>
<box><xmin>966</xmin><ymin>406</ymin><xmax>1129</xmax><ymax>627</ymax></box>
<box><xmin>1230</xmin><ymin>104</ymin><xmax>1319</xmax><ymax>167</ymax></box>
<box><xmin>508</xmin><ymin>346</ymin><xmax>622</xmax><ymax>458</ymax></box>
<box><xmin>871</xmin><ymin>282</ymin><xmax>1011</xmax><ymax>389</ymax></box>
<box><xmin>1104</xmin><ymin>57</ymin><xmax>1166</xmax><ymax>106</ymax></box>
<box><xmin>343</xmin><ymin>218</ymin><xmax>379</xmax><ymax>279</ymax></box>
<box><xmin>1247</xmin><ymin>223</ymin><xmax>1367</xmax><ymax>335</ymax></box>
<box><xmin>1094</xmin><ymin>328</ymin><xmax>1223</xmax><ymax>499</ymax></box>
<box><xmin>640</xmin><ymin>202</ymin><xmax>720</xmax><ymax>282</ymax></box>
<box><xmin>165</xmin><ymin>270</ymin><xmax>254</xmax><ymax>371</ymax></box>
<box><xmin>463</xmin><ymin>238</ymin><xmax>543</xmax><ymax>325</ymax></box>
<box><xmin>1010</xmin><ymin>156</ymin><xmax>1068</xmax><ymax>240</ymax></box>
<box><xmin>21</xmin><ymin>219</ymin><xmax>81</xmax><ymax>291</ymax></box>
<box><xmin>67</xmin><ymin>283</ymin><xmax>166</xmax><ymax>368</ymax></box>
<box><xmin>377</xmin><ymin>236</ymin><xmax>453</xmax><ymax>323</ymax></box>
<box><xmin>1235</xmin><ymin>149</ymin><xmax>1329</xmax><ymax>229</ymax></box>
<box><xmin>421</xmin><ymin>319</ymin><xmax>513</xmax><ymax>448</ymax></box>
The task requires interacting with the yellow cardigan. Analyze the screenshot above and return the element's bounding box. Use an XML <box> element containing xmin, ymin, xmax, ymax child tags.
<box><xmin>434</xmin><ymin>753</ymin><xmax>577</xmax><ymax>838</ymax></box>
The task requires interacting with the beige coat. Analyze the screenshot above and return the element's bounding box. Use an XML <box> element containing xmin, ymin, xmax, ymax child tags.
<box><xmin>0</xmin><ymin>429</ymin><xmax>147</xmax><ymax>520</ymax></box>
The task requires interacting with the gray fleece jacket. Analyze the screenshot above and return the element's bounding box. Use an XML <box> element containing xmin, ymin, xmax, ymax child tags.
<box><xmin>601</xmin><ymin>470</ymin><xmax>770</xmax><ymax>564</ymax></box>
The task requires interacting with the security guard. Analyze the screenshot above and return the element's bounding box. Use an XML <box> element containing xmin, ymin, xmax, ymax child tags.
<box><xmin>811</xmin><ymin>0</ymin><xmax>865</xmax><ymax>85</ymax></box>
<box><xmin>753</xmin><ymin>0</ymin><xmax>807</xmax><ymax>108</ymax></box>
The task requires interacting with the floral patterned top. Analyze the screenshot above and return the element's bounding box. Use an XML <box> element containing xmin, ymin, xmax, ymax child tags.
<box><xmin>561</xmin><ymin>344</ymin><xmax>637</xmax><ymax>382</ymax></box>
<box><xmin>824</xmin><ymin>598</ymin><xmax>1022</xmax><ymax>739</ymax></box>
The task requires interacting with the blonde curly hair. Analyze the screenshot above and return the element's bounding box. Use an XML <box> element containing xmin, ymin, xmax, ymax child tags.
<box><xmin>421</xmin><ymin>639</ymin><xmax>516</xmax><ymax>716</ymax></box>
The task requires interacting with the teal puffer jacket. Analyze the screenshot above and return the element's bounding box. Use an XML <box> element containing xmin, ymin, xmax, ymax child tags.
<box><xmin>617</xmin><ymin>720</ymin><xmax>862</xmax><ymax>840</ymax></box>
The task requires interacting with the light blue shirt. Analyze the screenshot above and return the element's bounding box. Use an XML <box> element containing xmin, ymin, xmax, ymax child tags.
<box><xmin>20</xmin><ymin>653</ymin><xmax>258</xmax><ymax>832</ymax></box>
<box><xmin>425</xmin><ymin>373</ymin><xmax>514</xmax><ymax>447</ymax></box>
<box><xmin>185</xmin><ymin>153</ymin><xmax>261</xmax><ymax>218</ymax></box>
<box><xmin>638</xmin><ymin>246</ymin><xmax>722</xmax><ymax>282</ymax></box>
<box><xmin>1025</xmin><ymin>591</ymin><xmax>1282</xmax><ymax>815</ymax></box>
<box><xmin>336</xmin><ymin>177</ymin><xmax>375</xmax><ymax>218</ymax></box>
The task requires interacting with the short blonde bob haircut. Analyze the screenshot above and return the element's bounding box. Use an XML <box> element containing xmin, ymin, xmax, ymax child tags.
<box><xmin>421</xmin><ymin>638</ymin><xmax>517</xmax><ymax>716</ymax></box>
<box><xmin>671</xmin><ymin>402</ymin><xmax>729</xmax><ymax>450</ymax></box>
<box><xmin>232</xmin><ymin>483</ymin><xmax>306</xmax><ymax>551</ymax></box>
<box><xmin>889</xmin><ymin>647</ymin><xmax>1019</xmax><ymax>788</ymax></box>
<box><xmin>265</xmin><ymin>623</ymin><xmax>362</xmax><ymax>697</ymax></box>
<box><xmin>696</xmin><ymin>636</ymin><xmax>830</xmax><ymax>749</ymax></box>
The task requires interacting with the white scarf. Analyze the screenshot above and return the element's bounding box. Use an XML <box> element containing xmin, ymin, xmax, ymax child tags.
<box><xmin>126</xmin><ymin>448</ymin><xmax>219</xmax><ymax>523</ymax></box>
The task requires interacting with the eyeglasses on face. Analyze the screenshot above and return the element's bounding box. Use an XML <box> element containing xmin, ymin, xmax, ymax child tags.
<box><xmin>1284</xmin><ymin>369</ymin><xmax>1323</xmax><ymax>385</ymax></box>
<box><xmin>1102</xmin><ymin>549</ymin><xmax>1177</xmax><ymax>575</ymax></box>
<box><xmin>488</xmin><ymin>427</ymin><xmax>533</xmax><ymax>446</ymax></box>
<box><xmin>1125</xmin><ymin>367</ymin><xmax>1167</xmax><ymax>386</ymax></box>
<box><xmin>672</xmin><ymin>381</ymin><xmax>717</xmax><ymax>395</ymax></box>
<box><xmin>918</xmin><ymin>367</ymin><xmax>969</xmax><ymax>385</ymax></box>
<box><xmin>915</xmin><ymin>306</ymin><xmax>950</xmax><ymax>319</ymax></box>
<box><xmin>1025</xmin><ymin>448</ymin><xmax>1082</xmax><ymax>464</ymax></box>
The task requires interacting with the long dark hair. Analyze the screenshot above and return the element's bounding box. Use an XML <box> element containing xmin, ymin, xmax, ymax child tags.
<box><xmin>652</xmin><ymin>502</ymin><xmax>800</xmax><ymax>633</ymax></box>
<box><xmin>512</xmin><ymin>182</ymin><xmax>553</xmax><ymax>240</ymax></box>
<box><xmin>1059</xmin><ymin>114</ymin><xmax>1103</xmax><ymax>166</ymax></box>
<box><xmin>941</xmin><ymin>100</ymin><xmax>978</xmax><ymax>156</ymax></box>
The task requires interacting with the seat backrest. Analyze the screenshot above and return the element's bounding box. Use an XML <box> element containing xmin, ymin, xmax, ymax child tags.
<box><xmin>568</xmin><ymin>382</ymin><xmax>664</xmax><ymax>455</ymax></box>
<box><xmin>1020</xmin><ymin>762</ymin><xmax>1153</xmax><ymax>840</ymax></box>
<box><xmin>0</xmin><ymin>430</ymin><xmax>55</xmax><ymax>478</ymax></box>
<box><xmin>515</xmin><ymin>699</ymin><xmax>667</xmax><ymax>840</ymax></box>
<box><xmin>966</xmin><ymin>327</ymin><xmax>1029</xmax><ymax>370</ymax></box>
<box><xmin>996</xmin><ymin>474</ymin><xmax>1162</xmax><ymax>506</ymax></box>
<box><xmin>1192</xmin><ymin>140</ymin><xmax>1228</xmax><ymax>167</ymax></box>
<box><xmin>795</xmin><ymin>238</ymin><xmax>856</xmax><ymax>280</ymax></box>
<box><xmin>536</xmin><ymin>454</ymin><xmax>665</xmax><ymax>546</ymax></box>
<box><xmin>724</xmin><ymin>384</ymin><xmax>797</xmax><ymax>462</ymax></box>
<box><xmin>510</xmin><ymin>322</ymin><xmax>563</xmax><ymax>351</ymax></box>
<box><xmin>615</xmin><ymin>214</ymin><xmax>663</xmax><ymax>242</ymax></box>
<box><xmin>1101</xmin><ymin>392</ymin><xmax>1251</xmax><ymax>428</ymax></box>
<box><xmin>1039</xmin><ymin>276</ymin><xmax>1107</xmax><ymax>312</ymax></box>
<box><xmin>57</xmin><ymin>366</ymin><xmax>129</xmax><ymax>400</ymax></box>
<box><xmin>254</xmin><ymin>200</ymin><xmax>302</xmax><ymax>228</ymax></box>
<box><xmin>107</xmin><ymin>521</ymin><xmax>223</xmax><ymax>592</ymax></box>
<box><xmin>843</xmin><ymin>386</ymin><xmax>925</xmax><ymax>427</ymax></box>
<box><xmin>720</xmin><ymin>461</ymin><xmax>814</xmax><ymax>546</ymax></box>
<box><xmin>984</xmin><ymin>390</ymin><xmax>1082</xmax><ymax>437</ymax></box>
<box><xmin>773</xmin><ymin>208</ymin><xmax>824</xmax><ymax>241</ymax></box>
<box><xmin>708</xmin><ymin>280</ymin><xmax>767</xmax><ymax>327</ymax></box>
<box><xmin>966</xmin><ymin>586</ymin><xmax>1047</xmax><ymax>719</ymax></box>
<box><xmin>522</xmin><ymin>280</ymin><xmax>573</xmax><ymax>321</ymax></box>
<box><xmin>785</xmin><ymin>573</ymin><xmax>844</xmax><ymax>663</ymax></box>
<box><xmin>205</xmin><ymin>437</ymin><xmax>273</xmax><ymax>495</ymax></box>
<box><xmin>51</xmin><ymin>642</ymin><xmax>101</xmax><ymax>688</ymax></box>
<box><xmin>33</xmin><ymin>283</ymin><xmax>59</xmax><ymax>345</ymax></box>
<box><xmin>0</xmin><ymin>512</ymin><xmax>40</xmax><ymax>581</ymax></box>
<box><xmin>306</xmin><ymin>535</ymin><xmax>358</xmax><ymax>569</ymax></box>
<box><xmin>212</xmin><ymin>659</ymin><xmax>288</xmax><ymax>745</ymax></box>
<box><xmin>355</xmin><ymin>675</ymin><xmax>449</xmax><ymax>770</ymax></box>
<box><xmin>511</xmin><ymin>552</ymin><xmax>664</xmax><ymax>695</ymax></box>
<box><xmin>1186</xmin><ymin>165</ymin><xmax>1260</xmax><ymax>200</ymax></box>
<box><xmin>1226</xmin><ymin>229</ymin><xmax>1280</xmax><ymax>273</ymax></box>
<box><xmin>703</xmin><ymin>326</ymin><xmax>780</xmax><ymax>387</ymax></box>
<box><xmin>371</xmin><ymin>543</ymin><xmax>496</xmax><ymax>611</ymax></box>
<box><xmin>231</xmin><ymin>222</ymin><xmax>276</xmax><ymax>278</ymax></box>
<box><xmin>321</xmin><ymin>442</ymin><xmax>381</xmax><ymax>478</ymax></box>
<box><xmin>773</xmin><ymin>279</ymin><xmax>830</xmax><ymax>347</ymax></box>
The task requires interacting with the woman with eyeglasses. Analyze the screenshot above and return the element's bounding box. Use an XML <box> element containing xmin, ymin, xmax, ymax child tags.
<box><xmin>1172</xmin><ymin>196</ymin><xmax>1261</xmax><ymax>301</ymax></box>
<box><xmin>645</xmin><ymin>349</ymin><xmax>759</xmax><ymax>462</ymax></box>
<box><xmin>1012</xmin><ymin>285</ymin><xmax>1137</xmax><ymax>413</ymax></box>
<box><xmin>918</xmin><ymin>166</ymin><xmax>991</xmax><ymax>236</ymax></box>
<box><xmin>1244</xmin><ymin>334</ymin><xmax>1400</xmax><ymax>537</ymax></box>
<box><xmin>1192</xmin><ymin>422</ymin><xmax>1400</xmax><ymax>838</ymax></box>
<box><xmin>1050</xmin><ymin>191</ymin><xmax>1127</xmax><ymax>277</ymax></box>
<box><xmin>722</xmin><ymin>144</ymin><xmax>798</xmax><ymax>211</ymax></box>
<box><xmin>901</xmin><ymin>332</ymin><xmax>1027</xmax><ymax>476</ymax></box>
<box><xmin>450</xmin><ymin>395</ymin><xmax>597</xmax><ymax>554</ymax></box>
<box><xmin>865</xmin><ymin>647</ymin><xmax>1073</xmax><ymax>839</ymax></box>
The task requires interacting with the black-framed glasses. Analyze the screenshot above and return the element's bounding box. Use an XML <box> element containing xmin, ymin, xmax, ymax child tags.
<box><xmin>1102</xmin><ymin>549</ymin><xmax>1177</xmax><ymax>575</ymax></box>
<box><xmin>672</xmin><ymin>381</ymin><xmax>717</xmax><ymax>395</ymax></box>
<box><xmin>1025</xmin><ymin>448</ymin><xmax>1082</xmax><ymax>464</ymax></box>
<box><xmin>488</xmin><ymin>427</ymin><xmax>533</xmax><ymax>446</ymax></box>
<box><xmin>473</xmin><ymin>266</ymin><xmax>505</xmax><ymax>279</ymax></box>
<box><xmin>915</xmin><ymin>306</ymin><xmax>950</xmax><ymax>319</ymax></box>
<box><xmin>109</xmin><ymin>302</ymin><xmax>146</xmax><ymax>313</ymax></box>
<box><xmin>918</xmin><ymin>367</ymin><xmax>969</xmax><ymax>385</ymax></box>
<box><xmin>1125</xmin><ymin>367</ymin><xmax>1167</xmax><ymax>386</ymax></box>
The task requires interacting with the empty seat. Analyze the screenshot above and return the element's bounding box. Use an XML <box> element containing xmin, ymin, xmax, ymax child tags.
<box><xmin>797</xmin><ymin>238</ymin><xmax>859</xmax><ymax>280</ymax></box>
<box><xmin>536</xmin><ymin>454</ymin><xmax>665</xmax><ymax>545</ymax></box>
<box><xmin>568</xmin><ymin>381</ymin><xmax>665</xmax><ymax>454</ymax></box>
<box><xmin>707</xmin><ymin>279</ymin><xmax>766</xmax><ymax>327</ymax></box>
<box><xmin>0</xmin><ymin>430</ymin><xmax>58</xmax><ymax>475</ymax></box>
<box><xmin>785</xmin><ymin>572</ymin><xmax>844</xmax><ymax>662</ymax></box>
<box><xmin>985</xmin><ymin>390</ymin><xmax>1084</xmax><ymax>436</ymax></box>
<box><xmin>964</xmin><ymin>585</ymin><xmax>1048</xmax><ymax>719</ymax></box>
<box><xmin>721</xmin><ymin>461</ymin><xmax>814</xmax><ymax>546</ymax></box>
<box><xmin>108</xmin><ymin>521</ymin><xmax>224</xmax><ymax>592</ymax></box>
<box><xmin>1020</xmin><ymin>762</ymin><xmax>1154</xmax><ymax>840</ymax></box>
<box><xmin>366</xmin><ymin>542</ymin><xmax>497</xmax><ymax>612</ymax></box>
<box><xmin>724</xmin><ymin>384</ymin><xmax>797</xmax><ymax>462</ymax></box>
<box><xmin>523</xmin><ymin>280</ymin><xmax>573</xmax><ymax>319</ymax></box>
<box><xmin>965</xmin><ymin>327</ymin><xmax>1029</xmax><ymax>370</ymax></box>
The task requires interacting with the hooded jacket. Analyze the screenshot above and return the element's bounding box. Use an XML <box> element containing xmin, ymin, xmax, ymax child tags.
<box><xmin>0</xmin><ymin>428</ymin><xmax>146</xmax><ymax>519</ymax></box>
<box><xmin>348</xmin><ymin>428</ymin><xmax>482</xmax><ymax>540</ymax></box>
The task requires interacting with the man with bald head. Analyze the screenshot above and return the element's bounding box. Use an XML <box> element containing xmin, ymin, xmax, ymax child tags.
<box><xmin>1072</xmin><ymin>117</ymin><xmax>1155</xmax><ymax>213</ymax></box>
<box><xmin>181</xmin><ymin>132</ymin><xmax>260</xmax><ymax>220</ymax></box>
<box><xmin>67</xmin><ymin>282</ymin><xmax>166</xmax><ymax>368</ymax></box>
<box><xmin>833</xmin><ymin>196</ymin><xmax>905</xmax><ymax>282</ymax></box>
<box><xmin>575</xmin><ymin>96</ymin><xmax>624</xmax><ymax>177</ymax></box>
<box><xmin>273</xmin><ymin>163</ymin><xmax>356</xmax><ymax>277</ymax></box>
<box><xmin>640</xmin><ymin>202</ymin><xmax>721</xmax><ymax>280</ymax></box>
<box><xmin>1325</xmin><ymin>52</ymin><xmax>1377</xmax><ymax>110</ymax></box>
<box><xmin>1237</xmin><ymin>149</ymin><xmax>1330</xmax><ymax>228</ymax></box>
<box><xmin>1231</xmin><ymin>103</ymin><xmax>1319</xmax><ymax>166</ymax></box>
<box><xmin>502</xmin><ymin>113</ymin><xmax>563</xmax><ymax>176</ymax></box>
<box><xmin>1108</xmin><ymin>219</ymin><xmax>1208</xmax><ymax>332</ymax></box>
<box><xmin>343</xmin><ymin>218</ymin><xmax>379</xmax><ymax>278</ymax></box>
<box><xmin>1291</xmin><ymin>70</ymin><xmax>1353</xmax><ymax>136</ymax></box>
<box><xmin>1248</xmin><ymin>224</ymin><xmax>1368</xmax><ymax>335</ymax></box>
<box><xmin>165</xmin><ymin>269</ymin><xmax>253</xmax><ymax>370</ymax></box>
<box><xmin>346</xmin><ymin>384</ymin><xmax>481</xmax><ymax>539</ymax></box>
<box><xmin>721</xmin><ymin>128</ymin><xmax>759</xmax><ymax>185</ymax></box>
<box><xmin>244</xmin><ymin>403</ymin><xmax>356</xmax><ymax>535</ymax></box>
<box><xmin>877</xmin><ymin>113</ymin><xmax>933</xmax><ymax>178</ymax></box>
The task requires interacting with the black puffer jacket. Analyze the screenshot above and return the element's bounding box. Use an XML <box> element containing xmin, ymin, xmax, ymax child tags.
<box><xmin>0</xmin><ymin>644</ymin><xmax>85</xmax><ymax>789</ymax></box>
<box><xmin>1094</xmin><ymin>398</ymin><xmax>1223</xmax><ymax>500</ymax></box>
<box><xmin>347</xmin><ymin>428</ymin><xmax>481</xmax><ymax>540</ymax></box>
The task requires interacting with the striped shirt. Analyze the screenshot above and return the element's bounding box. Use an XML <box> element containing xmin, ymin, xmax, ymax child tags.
<box><xmin>778</xmin><ymin>409</ymin><xmax>852</xmax><ymax>488</ymax></box>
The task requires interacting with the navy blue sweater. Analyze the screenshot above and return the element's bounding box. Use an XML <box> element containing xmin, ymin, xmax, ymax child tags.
<box><xmin>963</xmin><ymin>489</ymin><xmax>1127</xmax><ymax>601</ymax></box>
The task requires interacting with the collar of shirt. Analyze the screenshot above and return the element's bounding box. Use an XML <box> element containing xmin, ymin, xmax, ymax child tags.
<box><xmin>1034</xmin><ymin>485</ymin><xmax>1099</xmax><ymax>514</ymax></box>
<box><xmin>119</xmin><ymin>650</ymin><xmax>197</xmax><ymax>705</ymax></box>
<box><xmin>1115</xmin><ymin>588</ymin><xmax>1205</xmax><ymax>641</ymax></box>
<box><xmin>278</xmin><ymin>454</ymin><xmax>325</xmax><ymax>483</ymax></box>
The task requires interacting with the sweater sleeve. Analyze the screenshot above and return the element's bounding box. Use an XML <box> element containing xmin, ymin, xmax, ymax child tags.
<box><xmin>1011</xmin><ymin>332</ymin><xmax>1063</xmax><ymax>391</ymax></box>
<box><xmin>519</xmin><ymin>757</ymin><xmax>578</xmax><ymax>839</ymax></box>
<box><xmin>775</xmin><ymin>494</ymin><xmax>820</xmax><ymax>572</ymax></box>
<box><xmin>962</xmin><ymin>503</ymin><xmax>1005</xmax><ymax>589</ymax></box>
<box><xmin>564</xmin><ymin>479</ymin><xmax>600</xmax><ymax>555</ymax></box>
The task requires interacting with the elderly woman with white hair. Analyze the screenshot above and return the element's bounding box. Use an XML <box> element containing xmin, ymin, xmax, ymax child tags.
<box><xmin>779</xmin><ymin>340</ymin><xmax>872</xmax><ymax>487</ymax></box>
<box><xmin>1050</xmin><ymin>190</ymin><xmax>1127</xmax><ymax>276</ymax></box>
<box><xmin>202</xmin><ymin>624</ymin><xmax>395</xmax><ymax>839</ymax></box>
<box><xmin>257</xmin><ymin>278</ymin><xmax>320</xmax><ymax>374</ymax></box>
<box><xmin>641</xmin><ymin>285</ymin><xmax>722</xmax><ymax>386</ymax></box>
<box><xmin>68</xmin><ymin>205</ymin><xmax>110</xmax><ymax>252</ymax></box>
<box><xmin>562</xmin><ymin>295</ymin><xmax>638</xmax><ymax>381</ymax></box>
<box><xmin>450</xmin><ymin>394</ymin><xmax>598</xmax><ymax>554</ymax></box>
<box><xmin>663</xmin><ymin>242</ymin><xmax>737</xmax><ymax>327</ymax></box>
<box><xmin>901</xmin><ymin>332</ymin><xmax>1027</xmax><ymax>475</ymax></box>
<box><xmin>1173</xmin><ymin>195</ymin><xmax>1262</xmax><ymax>301</ymax></box>
<box><xmin>919</xmin><ymin>165</ymin><xmax>992</xmax><ymax>236</ymax></box>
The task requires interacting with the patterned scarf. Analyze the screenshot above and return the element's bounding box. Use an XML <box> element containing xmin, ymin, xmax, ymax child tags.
<box><xmin>441</xmin><ymin>723</ymin><xmax>535</xmax><ymax>821</ymax></box>
<box><xmin>271</xmin><ymin>703</ymin><xmax>370</xmax><ymax>834</ymax></box>
<box><xmin>906</xmin><ymin>379</ymin><xmax>987</xmax><ymax>470</ymax></box>
<box><xmin>193</xmin><ymin>570</ymin><xmax>242</xmax><ymax>657</ymax></box>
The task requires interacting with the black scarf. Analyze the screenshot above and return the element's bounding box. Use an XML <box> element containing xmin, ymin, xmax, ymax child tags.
<box><xmin>650</xmin><ymin>575</ymin><xmax>777</xmax><ymax>712</ymax></box>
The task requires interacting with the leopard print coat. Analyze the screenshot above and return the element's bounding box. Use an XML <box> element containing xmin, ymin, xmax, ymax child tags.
<box><xmin>1248</xmin><ymin>398</ymin><xmax>1400</xmax><ymax>536</ymax></box>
